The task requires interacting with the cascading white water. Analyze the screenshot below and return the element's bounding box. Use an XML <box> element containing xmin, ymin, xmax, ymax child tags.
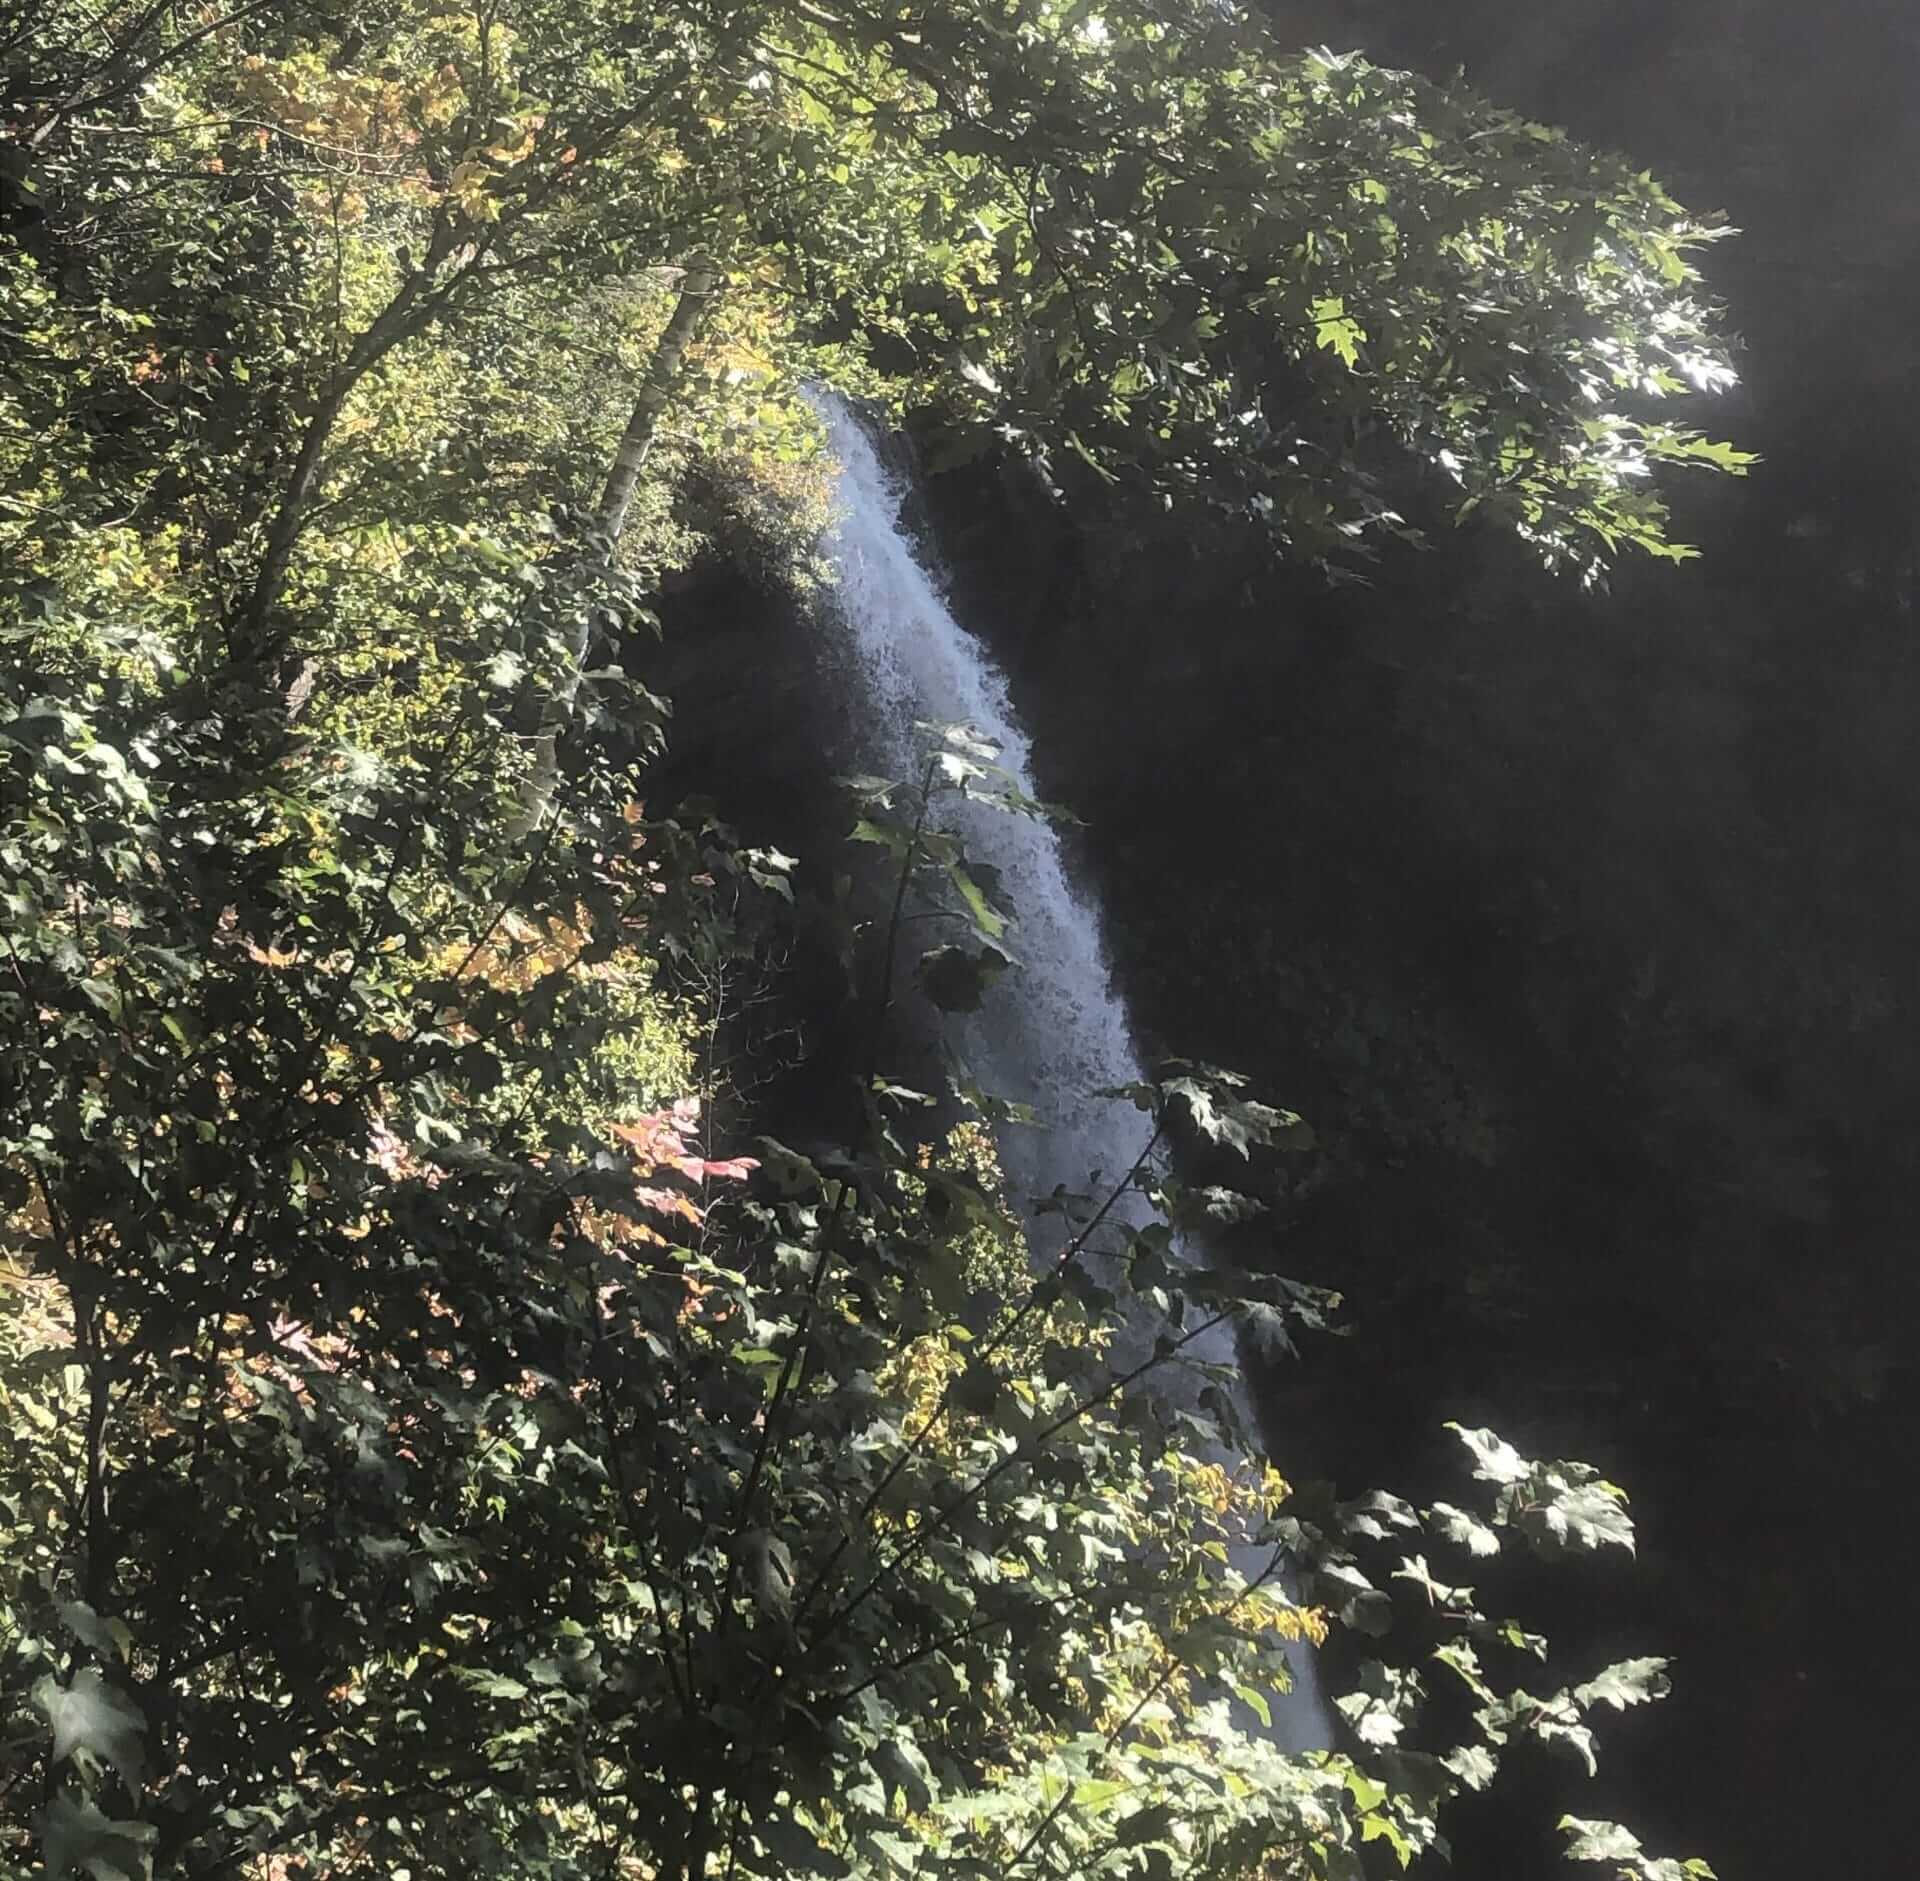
<box><xmin>812</xmin><ymin>392</ymin><xmax>1331</xmax><ymax>1750</ymax></box>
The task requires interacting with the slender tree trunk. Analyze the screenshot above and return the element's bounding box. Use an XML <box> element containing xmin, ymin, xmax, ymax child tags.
<box><xmin>595</xmin><ymin>255</ymin><xmax>717</xmax><ymax>541</ymax></box>
<box><xmin>236</xmin><ymin>217</ymin><xmax>460</xmax><ymax>658</ymax></box>
<box><xmin>222</xmin><ymin>61</ymin><xmax>701</xmax><ymax>691</ymax></box>
<box><xmin>512</xmin><ymin>256</ymin><xmax>716</xmax><ymax>835</ymax></box>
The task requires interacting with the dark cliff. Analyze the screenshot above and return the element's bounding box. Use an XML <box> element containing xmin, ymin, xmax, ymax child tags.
<box><xmin>654</xmin><ymin>7</ymin><xmax>1917</xmax><ymax>1874</ymax></box>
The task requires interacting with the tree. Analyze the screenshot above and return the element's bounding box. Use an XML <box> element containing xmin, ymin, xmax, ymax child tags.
<box><xmin>2</xmin><ymin>3</ymin><xmax>1738</xmax><ymax>1877</ymax></box>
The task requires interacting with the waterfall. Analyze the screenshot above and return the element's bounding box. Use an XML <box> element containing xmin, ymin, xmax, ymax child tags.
<box><xmin>812</xmin><ymin>392</ymin><xmax>1331</xmax><ymax>1751</ymax></box>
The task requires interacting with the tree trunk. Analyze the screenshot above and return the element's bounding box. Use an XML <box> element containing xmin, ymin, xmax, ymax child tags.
<box><xmin>512</xmin><ymin>256</ymin><xmax>717</xmax><ymax>835</ymax></box>
<box><xmin>597</xmin><ymin>255</ymin><xmax>717</xmax><ymax>542</ymax></box>
<box><xmin>236</xmin><ymin>216</ymin><xmax>460</xmax><ymax>658</ymax></box>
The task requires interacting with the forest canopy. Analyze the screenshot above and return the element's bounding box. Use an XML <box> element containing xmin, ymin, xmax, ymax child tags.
<box><xmin>1</xmin><ymin>3</ymin><xmax>1739</xmax><ymax>1878</ymax></box>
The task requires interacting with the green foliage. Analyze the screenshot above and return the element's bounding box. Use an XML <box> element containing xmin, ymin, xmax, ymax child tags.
<box><xmin>3</xmin><ymin>0</ymin><xmax>1741</xmax><ymax>621</ymax></box>
<box><xmin>2</xmin><ymin>3</ymin><xmax>1731</xmax><ymax>1876</ymax></box>
<box><xmin>1560</xmin><ymin>1817</ymin><xmax>1718</xmax><ymax>1881</ymax></box>
<box><xmin>0</xmin><ymin>631</ymin><xmax>1707</xmax><ymax>1878</ymax></box>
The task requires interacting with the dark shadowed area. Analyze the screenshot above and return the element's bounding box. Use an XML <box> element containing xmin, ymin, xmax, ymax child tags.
<box><xmin>663</xmin><ymin>6</ymin><xmax>1919</xmax><ymax>1875</ymax></box>
<box><xmin>916</xmin><ymin>5</ymin><xmax>1919</xmax><ymax>1874</ymax></box>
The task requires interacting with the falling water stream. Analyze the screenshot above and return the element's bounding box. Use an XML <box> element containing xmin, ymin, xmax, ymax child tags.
<box><xmin>812</xmin><ymin>393</ymin><xmax>1332</xmax><ymax>1751</ymax></box>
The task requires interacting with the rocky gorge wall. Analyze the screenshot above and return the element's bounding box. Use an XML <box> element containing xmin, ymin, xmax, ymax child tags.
<box><xmin>914</xmin><ymin>9</ymin><xmax>1919</xmax><ymax>1875</ymax></box>
<box><xmin>648</xmin><ymin>8</ymin><xmax>1919</xmax><ymax>1874</ymax></box>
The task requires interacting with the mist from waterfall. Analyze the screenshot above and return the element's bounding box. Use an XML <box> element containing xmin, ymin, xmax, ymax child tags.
<box><xmin>811</xmin><ymin>391</ymin><xmax>1331</xmax><ymax>1751</ymax></box>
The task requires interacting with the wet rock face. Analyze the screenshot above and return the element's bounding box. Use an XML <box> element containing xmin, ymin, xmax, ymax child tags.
<box><xmin>914</xmin><ymin>545</ymin><xmax>1885</xmax><ymax>1873</ymax></box>
<box><xmin>660</xmin><ymin>458</ymin><xmax>1914</xmax><ymax>1880</ymax></box>
<box><xmin>904</xmin><ymin>9</ymin><xmax>1920</xmax><ymax>1857</ymax></box>
<box><xmin>650</xmin><ymin>14</ymin><xmax>1918</xmax><ymax>1873</ymax></box>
